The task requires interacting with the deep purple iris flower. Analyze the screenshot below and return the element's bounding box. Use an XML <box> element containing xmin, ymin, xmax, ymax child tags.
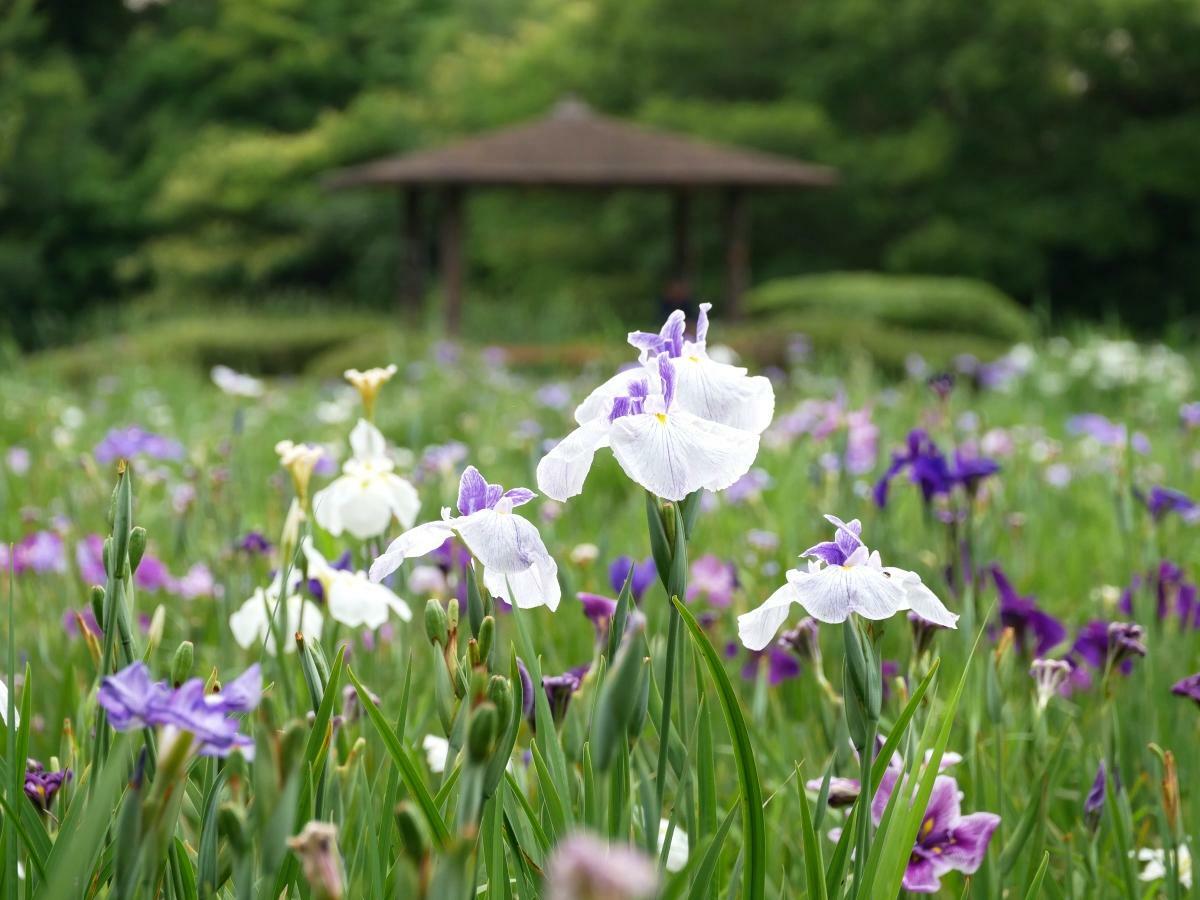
<box><xmin>726</xmin><ymin>641</ymin><xmax>800</xmax><ymax>686</ymax></box>
<box><xmin>1171</xmin><ymin>672</ymin><xmax>1200</xmax><ymax>706</ymax></box>
<box><xmin>871</xmin><ymin>770</ymin><xmax>1000</xmax><ymax>893</ymax></box>
<box><xmin>578</xmin><ymin>592</ymin><xmax>617</xmax><ymax>641</ymax></box>
<box><xmin>1072</xmin><ymin>621</ymin><xmax>1146</xmax><ymax>675</ymax></box>
<box><xmin>94</xmin><ymin>426</ymin><xmax>185</xmax><ymax>464</ymax></box>
<box><xmin>1135</xmin><ymin>486</ymin><xmax>1200</xmax><ymax>524</ymax></box>
<box><xmin>236</xmin><ymin>531</ymin><xmax>272</xmax><ymax>555</ymax></box>
<box><xmin>874</xmin><ymin>430</ymin><xmax>999</xmax><ymax>507</ymax></box>
<box><xmin>515</xmin><ymin>659</ymin><xmax>587</xmax><ymax>729</ymax></box>
<box><xmin>97</xmin><ymin>662</ymin><xmax>261</xmax><ymax>758</ymax></box>
<box><xmin>1121</xmin><ymin>561</ymin><xmax>1199</xmax><ymax>628</ymax></box>
<box><xmin>1083</xmin><ymin>761</ymin><xmax>1113</xmax><ymax>830</ymax></box>
<box><xmin>991</xmin><ymin>566</ymin><xmax>1066</xmax><ymax>656</ymax></box>
<box><xmin>608</xmin><ymin>556</ymin><xmax>657</xmax><ymax>603</ymax></box>
<box><xmin>24</xmin><ymin>761</ymin><xmax>72</xmax><ymax>812</ymax></box>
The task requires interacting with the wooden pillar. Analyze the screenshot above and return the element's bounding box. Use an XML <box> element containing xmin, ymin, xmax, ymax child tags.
<box><xmin>398</xmin><ymin>187</ymin><xmax>425</xmax><ymax>315</ymax></box>
<box><xmin>670</xmin><ymin>190</ymin><xmax>694</xmax><ymax>287</ymax></box>
<box><xmin>439</xmin><ymin>186</ymin><xmax>465</xmax><ymax>335</ymax></box>
<box><xmin>722</xmin><ymin>188</ymin><xmax>749</xmax><ymax>319</ymax></box>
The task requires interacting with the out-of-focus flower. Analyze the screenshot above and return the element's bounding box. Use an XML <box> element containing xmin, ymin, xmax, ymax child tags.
<box><xmin>304</xmin><ymin>539</ymin><xmax>410</xmax><ymax>629</ymax></box>
<box><xmin>579</xmin><ymin>593</ymin><xmax>617</xmax><ymax>641</ymax></box>
<box><xmin>1084</xmin><ymin>761</ymin><xmax>1110</xmax><ymax>831</ymax></box>
<box><xmin>545</xmin><ymin>833</ymin><xmax>658</xmax><ymax>900</ymax></box>
<box><xmin>991</xmin><ymin>566</ymin><xmax>1066</xmax><ymax>657</ymax></box>
<box><xmin>1171</xmin><ymin>672</ymin><xmax>1200</xmax><ymax>706</ymax></box>
<box><xmin>1121</xmin><ymin>561</ymin><xmax>1199</xmax><ymax>627</ymax></box>
<box><xmin>724</xmin><ymin>468</ymin><xmax>772</xmax><ymax>504</ymax></box>
<box><xmin>11</xmin><ymin>531</ymin><xmax>67</xmax><ymax>575</ymax></box>
<box><xmin>287</xmin><ymin>821</ymin><xmax>345</xmax><ymax>900</ymax></box>
<box><xmin>419</xmin><ymin>441</ymin><xmax>468</xmax><ymax>478</ymax></box>
<box><xmin>569</xmin><ymin>543</ymin><xmax>599</xmax><ymax>567</ymax></box>
<box><xmin>730</xmin><ymin>642</ymin><xmax>800</xmax><ymax>686</ymax></box>
<box><xmin>312</xmin><ymin>420</ymin><xmax>420</xmax><ymax>540</ymax></box>
<box><xmin>23</xmin><ymin>761</ymin><xmax>71</xmax><ymax>812</ymax></box>
<box><xmin>1072</xmin><ymin>621</ymin><xmax>1146</xmax><ymax>675</ymax></box>
<box><xmin>135</xmin><ymin>554</ymin><xmax>175</xmax><ymax>592</ymax></box>
<box><xmin>1135</xmin><ymin>486</ymin><xmax>1199</xmax><ymax>524</ymax></box>
<box><xmin>422</xmin><ymin>734</ymin><xmax>450</xmax><ymax>773</ymax></box>
<box><xmin>1136</xmin><ymin>845</ymin><xmax>1193</xmax><ymax>890</ymax></box>
<box><xmin>686</xmin><ymin>554</ymin><xmax>736</xmax><ymax>607</ymax></box>
<box><xmin>94</xmin><ymin>426</ymin><xmax>184</xmax><ymax>464</ymax></box>
<box><xmin>370</xmin><ymin>466</ymin><xmax>559</xmax><ymax>611</ymax></box>
<box><xmin>739</xmin><ymin>516</ymin><xmax>956</xmax><ymax>649</ymax></box>
<box><xmin>237</xmin><ymin>531</ymin><xmax>272</xmax><ymax>555</ymax></box>
<box><xmin>344</xmin><ymin>365</ymin><xmax>397</xmax><ymax>419</ymax></box>
<box><xmin>805</xmin><ymin>776</ymin><xmax>861</xmax><ymax>808</ymax></box>
<box><xmin>229</xmin><ymin>572</ymin><xmax>323</xmax><ymax>655</ymax></box>
<box><xmin>1030</xmin><ymin>658</ymin><xmax>1072</xmax><ymax>711</ymax></box>
<box><xmin>873</xmin><ymin>430</ymin><xmax>953</xmax><ymax>507</ymax></box>
<box><xmin>5</xmin><ymin>446</ymin><xmax>30</xmax><ymax>476</ymax></box>
<box><xmin>870</xmin><ymin>770</ymin><xmax>1000</xmax><ymax>893</ymax></box>
<box><xmin>657</xmin><ymin>819</ymin><xmax>689</xmax><ymax>873</ymax></box>
<box><xmin>609</xmin><ymin>556</ymin><xmax>656</xmax><ymax>602</ymax></box>
<box><xmin>1066</xmin><ymin>414</ymin><xmax>1150</xmax><ymax>454</ymax></box>
<box><xmin>408</xmin><ymin>565</ymin><xmax>447</xmax><ymax>598</ymax></box>
<box><xmin>1181</xmin><ymin>402</ymin><xmax>1200</xmax><ymax>430</ymax></box>
<box><xmin>541</xmin><ymin>667</ymin><xmax>587</xmax><ymax>727</ymax></box>
<box><xmin>175</xmin><ymin>563</ymin><xmax>217</xmax><ymax>600</ymax></box>
<box><xmin>1044</xmin><ymin>463</ymin><xmax>1073</xmax><ymax>488</ymax></box>
<box><xmin>535</xmin><ymin>383</ymin><xmax>572</xmax><ymax>410</ymax></box>
<box><xmin>97</xmin><ymin>661</ymin><xmax>260</xmax><ymax>758</ymax></box>
<box><xmin>275</xmin><ymin>441</ymin><xmax>325</xmax><ymax>507</ymax></box>
<box><xmin>211</xmin><ymin>365</ymin><xmax>265</xmax><ymax>398</ymax></box>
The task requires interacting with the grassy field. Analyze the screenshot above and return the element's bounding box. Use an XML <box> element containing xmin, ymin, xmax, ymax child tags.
<box><xmin>1</xmin><ymin>322</ymin><xmax>1198</xmax><ymax>898</ymax></box>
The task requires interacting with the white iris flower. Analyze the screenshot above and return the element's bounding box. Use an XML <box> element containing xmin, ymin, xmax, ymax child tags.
<box><xmin>303</xmin><ymin>538</ymin><xmax>411</xmax><ymax>630</ymax></box>
<box><xmin>312</xmin><ymin>419</ymin><xmax>420</xmax><ymax>540</ymax></box>
<box><xmin>229</xmin><ymin>570</ymin><xmax>323</xmax><ymax>656</ymax></box>
<box><xmin>370</xmin><ymin>466</ymin><xmax>560</xmax><ymax>611</ymax></box>
<box><xmin>739</xmin><ymin>515</ymin><xmax>957</xmax><ymax>650</ymax></box>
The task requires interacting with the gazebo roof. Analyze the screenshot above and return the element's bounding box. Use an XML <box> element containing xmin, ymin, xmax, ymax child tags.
<box><xmin>325</xmin><ymin>98</ymin><xmax>837</xmax><ymax>190</ymax></box>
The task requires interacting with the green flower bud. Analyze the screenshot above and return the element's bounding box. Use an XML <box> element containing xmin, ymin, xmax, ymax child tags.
<box><xmin>90</xmin><ymin>585</ymin><xmax>106</xmax><ymax>626</ymax></box>
<box><xmin>394</xmin><ymin>801</ymin><xmax>430</xmax><ymax>864</ymax></box>
<box><xmin>171</xmin><ymin>641</ymin><xmax>194</xmax><ymax>687</ymax></box>
<box><xmin>218</xmin><ymin>802</ymin><xmax>250</xmax><ymax>856</ymax></box>
<box><xmin>487</xmin><ymin>675</ymin><xmax>512</xmax><ymax>729</ymax></box>
<box><xmin>424</xmin><ymin>599</ymin><xmax>448</xmax><ymax>647</ymax></box>
<box><xmin>102</xmin><ymin>537</ymin><xmax>114</xmax><ymax>579</ymax></box>
<box><xmin>446</xmin><ymin>599</ymin><xmax>459</xmax><ymax>632</ymax></box>
<box><xmin>466</xmin><ymin>703</ymin><xmax>498</xmax><ymax>762</ymax></box>
<box><xmin>469</xmin><ymin>669</ymin><xmax>488</xmax><ymax>702</ymax></box>
<box><xmin>478</xmin><ymin>615</ymin><xmax>495</xmax><ymax>663</ymax></box>
<box><xmin>128</xmin><ymin>526</ymin><xmax>148</xmax><ymax>575</ymax></box>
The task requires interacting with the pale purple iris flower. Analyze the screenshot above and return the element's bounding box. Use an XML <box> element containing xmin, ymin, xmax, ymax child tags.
<box><xmin>135</xmin><ymin>554</ymin><xmax>176</xmax><ymax>592</ymax></box>
<box><xmin>97</xmin><ymin>662</ymin><xmax>261</xmax><ymax>758</ymax></box>
<box><xmin>686</xmin><ymin>554</ymin><xmax>737</xmax><ymax>608</ymax></box>
<box><xmin>10</xmin><ymin>531</ymin><xmax>67</xmax><ymax>575</ymax></box>
<box><xmin>75</xmin><ymin>534</ymin><xmax>107</xmax><ymax>583</ymax></box>
<box><xmin>724</xmin><ymin>468</ymin><xmax>772</xmax><ymax>504</ymax></box>
<box><xmin>94</xmin><ymin>426</ymin><xmax>185</xmax><ymax>464</ymax></box>
<box><xmin>1066</xmin><ymin>414</ymin><xmax>1150</xmax><ymax>454</ymax></box>
<box><xmin>1181</xmin><ymin>402</ymin><xmax>1200</xmax><ymax>430</ymax></box>
<box><xmin>371</xmin><ymin>466</ymin><xmax>559</xmax><ymax>611</ymax></box>
<box><xmin>608</xmin><ymin>556</ymin><xmax>656</xmax><ymax>603</ymax></box>
<box><xmin>991</xmin><ymin>565</ymin><xmax>1066</xmax><ymax>656</ymax></box>
<box><xmin>871</xmin><ymin>770</ymin><xmax>1000</xmax><ymax>893</ymax></box>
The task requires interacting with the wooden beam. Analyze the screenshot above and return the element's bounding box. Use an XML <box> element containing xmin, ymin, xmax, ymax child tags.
<box><xmin>439</xmin><ymin>187</ymin><xmax>465</xmax><ymax>335</ymax></box>
<box><xmin>398</xmin><ymin>187</ymin><xmax>425</xmax><ymax>315</ymax></box>
<box><xmin>723</xmin><ymin>188</ymin><xmax>749</xmax><ymax>319</ymax></box>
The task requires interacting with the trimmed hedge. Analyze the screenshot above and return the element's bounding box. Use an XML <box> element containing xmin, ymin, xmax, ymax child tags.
<box><xmin>746</xmin><ymin>272</ymin><xmax>1034</xmax><ymax>343</ymax></box>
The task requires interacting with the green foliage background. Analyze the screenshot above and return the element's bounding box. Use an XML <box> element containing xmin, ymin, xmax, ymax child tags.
<box><xmin>4</xmin><ymin>0</ymin><xmax>1200</xmax><ymax>348</ymax></box>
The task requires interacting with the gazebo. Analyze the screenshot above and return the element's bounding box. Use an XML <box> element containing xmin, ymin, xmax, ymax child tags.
<box><xmin>324</xmin><ymin>99</ymin><xmax>837</xmax><ymax>333</ymax></box>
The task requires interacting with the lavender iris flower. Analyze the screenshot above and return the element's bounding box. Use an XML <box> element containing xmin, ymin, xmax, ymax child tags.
<box><xmin>94</xmin><ymin>426</ymin><xmax>185</xmax><ymax>464</ymax></box>
<box><xmin>97</xmin><ymin>662</ymin><xmax>261</xmax><ymax>758</ymax></box>
<box><xmin>1066</xmin><ymin>414</ymin><xmax>1150</xmax><ymax>454</ymax></box>
<box><xmin>870</xmin><ymin>770</ymin><xmax>1000</xmax><ymax>893</ymax></box>
<box><xmin>24</xmin><ymin>761</ymin><xmax>72</xmax><ymax>812</ymax></box>
<box><xmin>608</xmin><ymin>556</ymin><xmax>656</xmax><ymax>603</ymax></box>
<box><xmin>1135</xmin><ymin>486</ymin><xmax>1200</xmax><ymax>524</ymax></box>
<box><xmin>75</xmin><ymin>534</ymin><xmax>107</xmax><ymax>584</ymax></box>
<box><xmin>991</xmin><ymin>565</ymin><xmax>1066</xmax><ymax>656</ymax></box>
<box><xmin>1181</xmin><ymin>402</ymin><xmax>1200</xmax><ymax>429</ymax></box>
<box><xmin>11</xmin><ymin>531</ymin><xmax>67</xmax><ymax>575</ymax></box>
<box><xmin>1171</xmin><ymin>672</ymin><xmax>1200</xmax><ymax>707</ymax></box>
<box><xmin>685</xmin><ymin>555</ymin><xmax>737</xmax><ymax>608</ymax></box>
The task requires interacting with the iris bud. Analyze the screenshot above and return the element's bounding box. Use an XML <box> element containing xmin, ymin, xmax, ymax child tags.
<box><xmin>128</xmin><ymin>526</ymin><xmax>148</xmax><ymax>575</ymax></box>
<box><xmin>424</xmin><ymin>599</ymin><xmax>448</xmax><ymax>647</ymax></box>
<box><xmin>467</xmin><ymin>703</ymin><xmax>498</xmax><ymax>762</ymax></box>
<box><xmin>395</xmin><ymin>801</ymin><xmax>430</xmax><ymax>863</ymax></box>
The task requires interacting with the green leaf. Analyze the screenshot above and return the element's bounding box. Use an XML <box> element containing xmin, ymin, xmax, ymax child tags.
<box><xmin>671</xmin><ymin>598</ymin><xmax>764</xmax><ymax>900</ymax></box>
<box><xmin>346</xmin><ymin>665</ymin><xmax>451</xmax><ymax>847</ymax></box>
<box><xmin>685</xmin><ymin>802</ymin><xmax>739</xmax><ymax>900</ymax></box>
<box><xmin>796</xmin><ymin>767</ymin><xmax>828</xmax><ymax>900</ymax></box>
<box><xmin>1022</xmin><ymin>851</ymin><xmax>1050</xmax><ymax>899</ymax></box>
<box><xmin>196</xmin><ymin>766</ymin><xmax>229</xmax><ymax>897</ymax></box>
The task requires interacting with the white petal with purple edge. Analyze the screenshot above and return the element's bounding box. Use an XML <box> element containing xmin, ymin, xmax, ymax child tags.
<box><xmin>484</xmin><ymin>553</ymin><xmax>561</xmax><ymax>611</ymax></box>
<box><xmin>369</xmin><ymin>519</ymin><xmax>456</xmax><ymax>582</ymax></box>
<box><xmin>573</xmin><ymin>366</ymin><xmax>653</xmax><ymax>425</ymax></box>
<box><xmin>784</xmin><ymin>564</ymin><xmax>907</xmax><ymax>624</ymax></box>
<box><xmin>883</xmin><ymin>567</ymin><xmax>959</xmax><ymax>629</ymax></box>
